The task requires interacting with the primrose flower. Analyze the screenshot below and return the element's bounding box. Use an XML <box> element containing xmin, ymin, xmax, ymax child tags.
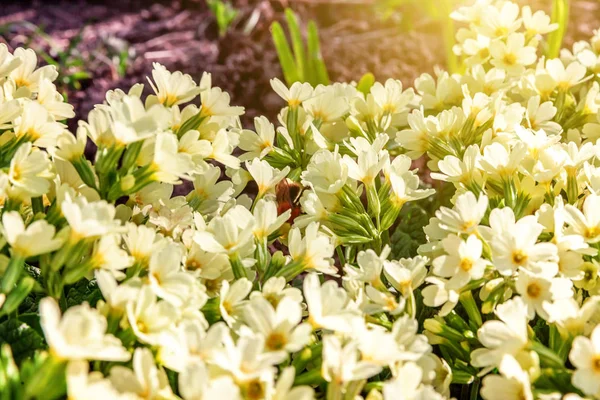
<box><xmin>40</xmin><ymin>297</ymin><xmax>130</xmax><ymax>362</ymax></box>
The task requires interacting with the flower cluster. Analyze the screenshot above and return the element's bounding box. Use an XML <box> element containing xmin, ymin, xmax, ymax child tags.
<box><xmin>1</xmin><ymin>1</ymin><xmax>600</xmax><ymax>399</ymax></box>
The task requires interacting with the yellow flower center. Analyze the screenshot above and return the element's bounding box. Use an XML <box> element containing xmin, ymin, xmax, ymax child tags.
<box><xmin>244</xmin><ymin>380</ymin><xmax>266</xmax><ymax>400</ymax></box>
<box><xmin>186</xmin><ymin>259</ymin><xmax>202</xmax><ymax>271</ymax></box>
<box><xmin>585</xmin><ymin>226</ymin><xmax>600</xmax><ymax>240</ymax></box>
<box><xmin>592</xmin><ymin>356</ymin><xmax>600</xmax><ymax>373</ymax></box>
<box><xmin>503</xmin><ymin>53</ymin><xmax>517</xmax><ymax>66</ymax></box>
<box><xmin>512</xmin><ymin>250</ymin><xmax>528</xmax><ymax>266</ymax></box>
<box><xmin>526</xmin><ymin>282</ymin><xmax>541</xmax><ymax>299</ymax></box>
<box><xmin>266</xmin><ymin>332</ymin><xmax>287</xmax><ymax>351</ymax></box>
<box><xmin>460</xmin><ymin>258</ymin><xmax>474</xmax><ymax>272</ymax></box>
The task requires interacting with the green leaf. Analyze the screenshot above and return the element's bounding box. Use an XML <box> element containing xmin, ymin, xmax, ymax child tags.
<box><xmin>546</xmin><ymin>0</ymin><xmax>569</xmax><ymax>59</ymax></box>
<box><xmin>284</xmin><ymin>9</ymin><xmax>307</xmax><ymax>82</ymax></box>
<box><xmin>0</xmin><ymin>319</ymin><xmax>45</xmax><ymax>363</ymax></box>
<box><xmin>271</xmin><ymin>21</ymin><xmax>300</xmax><ymax>85</ymax></box>
<box><xmin>306</xmin><ymin>21</ymin><xmax>329</xmax><ymax>85</ymax></box>
<box><xmin>390</xmin><ymin>203</ymin><xmax>429</xmax><ymax>259</ymax></box>
<box><xmin>65</xmin><ymin>278</ymin><xmax>102</xmax><ymax>308</ymax></box>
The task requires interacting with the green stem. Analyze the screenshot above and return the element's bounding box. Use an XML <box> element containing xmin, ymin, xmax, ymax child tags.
<box><xmin>1</xmin><ymin>255</ymin><xmax>25</xmax><ymax>294</ymax></box>
<box><xmin>546</xmin><ymin>0</ymin><xmax>569</xmax><ymax>59</ymax></box>
<box><xmin>229</xmin><ymin>254</ymin><xmax>248</xmax><ymax>280</ymax></box>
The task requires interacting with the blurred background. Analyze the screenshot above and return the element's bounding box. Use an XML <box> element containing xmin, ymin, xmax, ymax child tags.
<box><xmin>0</xmin><ymin>0</ymin><xmax>598</xmax><ymax>129</ymax></box>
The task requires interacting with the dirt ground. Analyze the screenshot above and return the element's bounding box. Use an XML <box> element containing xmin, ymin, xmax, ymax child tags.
<box><xmin>0</xmin><ymin>0</ymin><xmax>599</xmax><ymax>129</ymax></box>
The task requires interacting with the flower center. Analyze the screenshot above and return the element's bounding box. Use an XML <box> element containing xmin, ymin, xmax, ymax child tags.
<box><xmin>585</xmin><ymin>226</ymin><xmax>600</xmax><ymax>240</ymax></box>
<box><xmin>460</xmin><ymin>258</ymin><xmax>474</xmax><ymax>272</ymax></box>
<box><xmin>503</xmin><ymin>53</ymin><xmax>517</xmax><ymax>66</ymax></box>
<box><xmin>592</xmin><ymin>356</ymin><xmax>600</xmax><ymax>373</ymax></box>
<box><xmin>512</xmin><ymin>250</ymin><xmax>528</xmax><ymax>266</ymax></box>
<box><xmin>186</xmin><ymin>259</ymin><xmax>202</xmax><ymax>271</ymax></box>
<box><xmin>266</xmin><ymin>332</ymin><xmax>287</xmax><ymax>351</ymax></box>
<box><xmin>244</xmin><ymin>380</ymin><xmax>266</xmax><ymax>400</ymax></box>
<box><xmin>526</xmin><ymin>282</ymin><xmax>541</xmax><ymax>299</ymax></box>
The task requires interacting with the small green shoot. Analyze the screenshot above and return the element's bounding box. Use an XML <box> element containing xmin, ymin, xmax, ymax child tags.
<box><xmin>207</xmin><ymin>0</ymin><xmax>239</xmax><ymax>38</ymax></box>
<box><xmin>270</xmin><ymin>9</ymin><xmax>329</xmax><ymax>86</ymax></box>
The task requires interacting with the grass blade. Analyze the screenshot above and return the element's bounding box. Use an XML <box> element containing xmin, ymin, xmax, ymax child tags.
<box><xmin>271</xmin><ymin>21</ymin><xmax>301</xmax><ymax>85</ymax></box>
<box><xmin>285</xmin><ymin>9</ymin><xmax>307</xmax><ymax>82</ymax></box>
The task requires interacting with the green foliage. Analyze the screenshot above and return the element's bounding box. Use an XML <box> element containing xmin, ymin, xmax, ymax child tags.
<box><xmin>390</xmin><ymin>203</ymin><xmax>429</xmax><ymax>259</ymax></box>
<box><xmin>65</xmin><ymin>278</ymin><xmax>102</xmax><ymax>308</ymax></box>
<box><xmin>0</xmin><ymin>319</ymin><xmax>45</xmax><ymax>364</ymax></box>
<box><xmin>546</xmin><ymin>0</ymin><xmax>570</xmax><ymax>58</ymax></box>
<box><xmin>208</xmin><ymin>0</ymin><xmax>239</xmax><ymax>37</ymax></box>
<box><xmin>271</xmin><ymin>9</ymin><xmax>329</xmax><ymax>86</ymax></box>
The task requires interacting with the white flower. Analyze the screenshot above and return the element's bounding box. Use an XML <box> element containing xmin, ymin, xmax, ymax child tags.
<box><xmin>149</xmin><ymin>132</ymin><xmax>194</xmax><ymax>184</ymax></box>
<box><xmin>0</xmin><ymin>43</ymin><xmax>21</xmax><ymax>77</ymax></box>
<box><xmin>322</xmin><ymin>335</ymin><xmax>382</xmax><ymax>386</ymax></box>
<box><xmin>490</xmin><ymin>33</ymin><xmax>536</xmax><ymax>75</ymax></box>
<box><xmin>242</xmin><ymin>296</ymin><xmax>311</xmax><ymax>353</ymax></box>
<box><xmin>200</xmin><ymin>87</ymin><xmax>244</xmax><ymax>117</ymax></box>
<box><xmin>270</xmin><ymin>78</ymin><xmax>313</xmax><ymax>107</ymax></box>
<box><xmin>480</xmin><ymin>355</ymin><xmax>533</xmax><ymax>400</ymax></box>
<box><xmin>250</xmin><ymin>276</ymin><xmax>303</xmax><ymax>307</ymax></box>
<box><xmin>40</xmin><ymin>297</ymin><xmax>130</xmax><ymax>361</ymax></box>
<box><xmin>9</xmin><ymin>142</ymin><xmax>54</xmax><ymax>197</ymax></box>
<box><xmin>61</xmin><ymin>193</ymin><xmax>122</xmax><ymax>240</ymax></box>
<box><xmin>544</xmin><ymin>296</ymin><xmax>600</xmax><ymax>337</ymax></box>
<box><xmin>53</xmin><ymin>129</ymin><xmax>87</xmax><ymax>162</ymax></box>
<box><xmin>211</xmin><ymin>332</ymin><xmax>286</xmax><ymax>387</ymax></box>
<box><xmin>147</xmin><ymin>62</ymin><xmax>202</xmax><ymax>106</ymax></box>
<box><xmin>246</xmin><ymin>158</ymin><xmax>290</xmax><ymax>197</ymax></box>
<box><xmin>10</xmin><ymin>47</ymin><xmax>58</xmax><ymax>93</ymax></box>
<box><xmin>273</xmin><ymin>367</ymin><xmax>314</xmax><ymax>400</ymax></box>
<box><xmin>123</xmin><ymin>223</ymin><xmax>167</xmax><ymax>267</ymax></box>
<box><xmin>301</xmin><ymin>149</ymin><xmax>348</xmax><ymax>194</ymax></box>
<box><xmin>383</xmin><ymin>362</ymin><xmax>443</xmax><ymax>400</ymax></box>
<box><xmin>179</xmin><ymin>361</ymin><xmax>241</xmax><ymax>400</ymax></box>
<box><xmin>570</xmin><ymin>324</ymin><xmax>600</xmax><ymax>397</ymax></box>
<box><xmin>37</xmin><ymin>78</ymin><xmax>75</xmax><ymax>120</ymax></box>
<box><xmin>252</xmin><ymin>199</ymin><xmax>291</xmax><ymax>241</ymax></box>
<box><xmin>521</xmin><ymin>5</ymin><xmax>557</xmax><ymax>36</ymax></box>
<box><xmin>432</xmin><ymin>234</ymin><xmax>488</xmax><ymax>290</ymax></box>
<box><xmin>110</xmin><ymin>348</ymin><xmax>173</xmax><ymax>399</ymax></box>
<box><xmin>66</xmin><ymin>361</ymin><xmax>130</xmax><ymax>400</ymax></box>
<box><xmin>471</xmin><ymin>297</ymin><xmax>530</xmax><ymax>369</ymax></box>
<box><xmin>564</xmin><ymin>193</ymin><xmax>600</xmax><ymax>243</ymax></box>
<box><xmin>0</xmin><ymin>211</ymin><xmax>63</xmax><ymax>258</ymax></box>
<box><xmin>434</xmin><ymin>192</ymin><xmax>488</xmax><ymax>235</ymax></box>
<box><xmin>383</xmin><ymin>256</ymin><xmax>428</xmax><ymax>298</ymax></box>
<box><xmin>422</xmin><ymin>277</ymin><xmax>460</xmax><ymax>316</ymax></box>
<box><xmin>343</xmin><ymin>135</ymin><xmax>389</xmax><ymax>186</ymax></box>
<box><xmin>545</xmin><ymin>59</ymin><xmax>587</xmax><ymax>91</ymax></box>
<box><xmin>489</xmin><ymin>209</ymin><xmax>558</xmax><ymax>276</ymax></box>
<box><xmin>288</xmin><ymin>222</ymin><xmax>336</xmax><ymax>276</ymax></box>
<box><xmin>148</xmin><ymin>243</ymin><xmax>197</xmax><ymax>307</ymax></box>
<box><xmin>89</xmin><ymin>234</ymin><xmax>133</xmax><ymax>279</ymax></box>
<box><xmin>190</xmin><ymin>164</ymin><xmax>234</xmax><ymax>214</ymax></box>
<box><xmin>303</xmin><ymin>273</ymin><xmax>361</xmax><ymax>333</ymax></box>
<box><xmin>239</xmin><ymin>116</ymin><xmax>276</xmax><ymax>160</ymax></box>
<box><xmin>514</xmin><ymin>269</ymin><xmax>572</xmax><ymax>319</ymax></box>
<box><xmin>159</xmin><ymin>321</ymin><xmax>228</xmax><ymax>371</ymax></box>
<box><xmin>344</xmin><ymin>246</ymin><xmax>390</xmax><ymax>288</ymax></box>
<box><xmin>126</xmin><ymin>285</ymin><xmax>178</xmax><ymax>345</ymax></box>
<box><xmin>194</xmin><ymin>205</ymin><xmax>255</xmax><ymax>258</ymax></box>
<box><xmin>219</xmin><ymin>278</ymin><xmax>252</xmax><ymax>327</ymax></box>
<box><xmin>13</xmin><ymin>101</ymin><xmax>63</xmax><ymax>148</ymax></box>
